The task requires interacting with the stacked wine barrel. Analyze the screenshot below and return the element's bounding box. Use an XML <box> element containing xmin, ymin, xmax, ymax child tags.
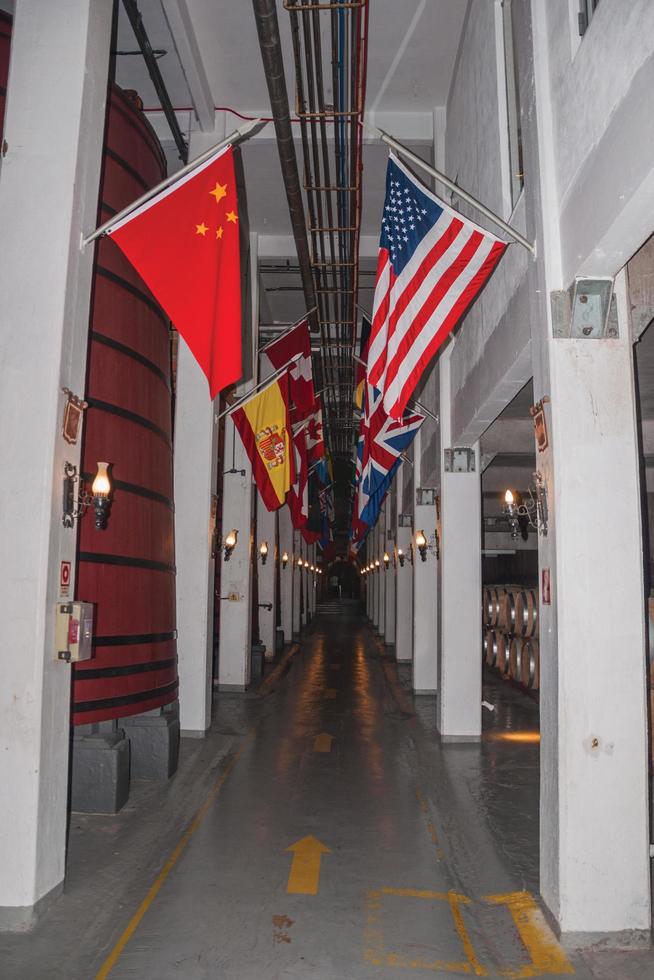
<box><xmin>482</xmin><ymin>585</ymin><xmax>540</xmax><ymax>691</ymax></box>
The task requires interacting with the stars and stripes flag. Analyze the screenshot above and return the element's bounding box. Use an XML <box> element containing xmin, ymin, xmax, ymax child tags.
<box><xmin>367</xmin><ymin>153</ymin><xmax>508</xmax><ymax>419</ymax></box>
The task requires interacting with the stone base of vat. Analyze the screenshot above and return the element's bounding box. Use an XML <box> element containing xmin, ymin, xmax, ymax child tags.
<box><xmin>121</xmin><ymin>703</ymin><xmax>180</xmax><ymax>781</ymax></box>
<box><xmin>70</xmin><ymin>725</ymin><xmax>130</xmax><ymax>814</ymax></box>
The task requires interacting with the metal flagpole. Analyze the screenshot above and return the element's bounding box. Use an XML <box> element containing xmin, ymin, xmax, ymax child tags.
<box><xmin>81</xmin><ymin>117</ymin><xmax>267</xmax><ymax>247</ymax></box>
<box><xmin>258</xmin><ymin>309</ymin><xmax>318</xmax><ymax>353</ymax></box>
<box><xmin>214</xmin><ymin>353</ymin><xmax>301</xmax><ymax>423</ymax></box>
<box><xmin>366</xmin><ymin>124</ymin><xmax>536</xmax><ymax>255</ymax></box>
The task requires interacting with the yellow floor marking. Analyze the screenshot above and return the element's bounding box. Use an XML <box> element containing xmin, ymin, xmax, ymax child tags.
<box><xmin>415</xmin><ymin>786</ymin><xmax>445</xmax><ymax>860</ymax></box>
<box><xmin>448</xmin><ymin>892</ymin><xmax>488</xmax><ymax>977</ymax></box>
<box><xmin>286</xmin><ymin>835</ymin><xmax>330</xmax><ymax>895</ymax></box>
<box><xmin>324</xmin><ymin>688</ymin><xmax>337</xmax><ymax>699</ymax></box>
<box><xmin>95</xmin><ymin>733</ymin><xmax>253</xmax><ymax>980</ymax></box>
<box><xmin>364</xmin><ymin>887</ymin><xmax>486</xmax><ymax>974</ymax></box>
<box><xmin>484</xmin><ymin>892</ymin><xmax>574</xmax><ymax>977</ymax></box>
<box><xmin>313</xmin><ymin>732</ymin><xmax>334</xmax><ymax>753</ymax></box>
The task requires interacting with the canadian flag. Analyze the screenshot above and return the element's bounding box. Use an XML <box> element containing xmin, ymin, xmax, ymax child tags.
<box><xmin>287</xmin><ymin>425</ymin><xmax>309</xmax><ymax>528</ymax></box>
<box><xmin>260</xmin><ymin>319</ymin><xmax>315</xmax><ymax>425</ymax></box>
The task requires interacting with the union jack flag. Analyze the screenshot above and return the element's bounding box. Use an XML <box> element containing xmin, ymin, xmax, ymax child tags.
<box><xmin>367</xmin><ymin>154</ymin><xmax>507</xmax><ymax>419</ymax></box>
<box><xmin>350</xmin><ymin>380</ymin><xmax>423</xmax><ymax>540</ymax></box>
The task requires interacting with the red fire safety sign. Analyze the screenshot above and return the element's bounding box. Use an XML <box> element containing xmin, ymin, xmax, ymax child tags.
<box><xmin>60</xmin><ymin>561</ymin><xmax>71</xmax><ymax>597</ymax></box>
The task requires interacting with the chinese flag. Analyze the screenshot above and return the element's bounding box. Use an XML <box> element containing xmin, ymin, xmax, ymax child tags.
<box><xmin>107</xmin><ymin>145</ymin><xmax>241</xmax><ymax>398</ymax></box>
<box><xmin>232</xmin><ymin>371</ymin><xmax>294</xmax><ymax>511</ymax></box>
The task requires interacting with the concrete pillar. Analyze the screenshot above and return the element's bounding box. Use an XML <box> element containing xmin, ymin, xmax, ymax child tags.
<box><xmin>536</xmin><ymin>271</ymin><xmax>650</xmax><ymax>936</ymax></box>
<box><xmin>371</xmin><ymin>526</ymin><xmax>379</xmax><ymax>627</ymax></box>
<box><xmin>384</xmin><ymin>505</ymin><xmax>396</xmax><ymax>647</ymax></box>
<box><xmin>218</xmin><ymin>424</ymin><xmax>254</xmax><ymax>689</ymax></box>
<box><xmin>278</xmin><ymin>506</ymin><xmax>294</xmax><ymax>647</ymax></box>
<box><xmin>413</xmin><ymin>429</ymin><xmax>439</xmax><ymax>694</ymax></box>
<box><xmin>217</xmin><ymin>232</ymin><xmax>259</xmax><ymax>690</ymax></box>
<box><xmin>292</xmin><ymin>530</ymin><xmax>302</xmax><ymax>639</ymax></box>
<box><xmin>0</xmin><ymin>0</ymin><xmax>112</xmax><ymax>927</ymax></box>
<box><xmin>377</xmin><ymin>511</ymin><xmax>386</xmax><ymax>637</ymax></box>
<box><xmin>175</xmin><ymin>337</ymin><xmax>218</xmax><ymax>733</ymax></box>
<box><xmin>437</xmin><ymin>349</ymin><xmax>482</xmax><ymax>739</ymax></box>
<box><xmin>395</xmin><ymin>525</ymin><xmax>413</xmax><ymax>662</ymax></box>
<box><xmin>256</xmin><ymin>498</ymin><xmax>277</xmax><ymax>661</ymax></box>
<box><xmin>310</xmin><ymin>544</ymin><xmax>317</xmax><ymax>617</ymax></box>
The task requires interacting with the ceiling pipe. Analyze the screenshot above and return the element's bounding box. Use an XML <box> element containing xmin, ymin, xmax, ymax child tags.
<box><xmin>251</xmin><ymin>0</ymin><xmax>317</xmax><ymax>327</ymax></box>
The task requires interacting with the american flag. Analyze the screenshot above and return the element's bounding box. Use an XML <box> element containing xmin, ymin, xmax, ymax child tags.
<box><xmin>367</xmin><ymin>154</ymin><xmax>508</xmax><ymax>419</ymax></box>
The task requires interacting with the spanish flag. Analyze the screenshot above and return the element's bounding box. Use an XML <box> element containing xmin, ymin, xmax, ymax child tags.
<box><xmin>232</xmin><ymin>371</ymin><xmax>294</xmax><ymax>511</ymax></box>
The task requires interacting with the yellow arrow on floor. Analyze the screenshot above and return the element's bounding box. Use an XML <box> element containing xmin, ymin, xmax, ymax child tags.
<box><xmin>286</xmin><ymin>835</ymin><xmax>331</xmax><ymax>895</ymax></box>
<box><xmin>313</xmin><ymin>732</ymin><xmax>334</xmax><ymax>753</ymax></box>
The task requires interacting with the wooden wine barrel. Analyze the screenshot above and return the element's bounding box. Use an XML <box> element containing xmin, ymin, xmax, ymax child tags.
<box><xmin>498</xmin><ymin>588</ymin><xmax>518</xmax><ymax>634</ymax></box>
<box><xmin>509</xmin><ymin>636</ymin><xmax>525</xmax><ymax>682</ymax></box>
<box><xmin>495</xmin><ymin>632</ymin><xmax>510</xmax><ymax>676</ymax></box>
<box><xmin>520</xmin><ymin>639</ymin><xmax>540</xmax><ymax>690</ymax></box>
<box><xmin>483</xmin><ymin>588</ymin><xmax>495</xmax><ymax>627</ymax></box>
<box><xmin>484</xmin><ymin>629</ymin><xmax>498</xmax><ymax>667</ymax></box>
<box><xmin>0</xmin><ymin>11</ymin><xmax>10</xmax><ymax>130</ymax></box>
<box><xmin>73</xmin><ymin>85</ymin><xmax>177</xmax><ymax>725</ymax></box>
<box><xmin>515</xmin><ymin>588</ymin><xmax>539</xmax><ymax>638</ymax></box>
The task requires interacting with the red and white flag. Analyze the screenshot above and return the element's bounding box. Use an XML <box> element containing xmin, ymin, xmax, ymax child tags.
<box><xmin>107</xmin><ymin>145</ymin><xmax>242</xmax><ymax>398</ymax></box>
<box><xmin>367</xmin><ymin>153</ymin><xmax>507</xmax><ymax>419</ymax></box>
<box><xmin>305</xmin><ymin>399</ymin><xmax>325</xmax><ymax>464</ymax></box>
<box><xmin>261</xmin><ymin>318</ymin><xmax>315</xmax><ymax>424</ymax></box>
<box><xmin>287</xmin><ymin>425</ymin><xmax>309</xmax><ymax>528</ymax></box>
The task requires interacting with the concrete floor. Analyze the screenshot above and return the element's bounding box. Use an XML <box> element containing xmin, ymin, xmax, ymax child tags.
<box><xmin>1</xmin><ymin>605</ymin><xmax>653</xmax><ymax>978</ymax></box>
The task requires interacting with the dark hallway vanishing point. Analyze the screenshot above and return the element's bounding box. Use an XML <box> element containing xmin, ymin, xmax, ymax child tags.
<box><xmin>0</xmin><ymin>606</ymin><xmax>650</xmax><ymax>979</ymax></box>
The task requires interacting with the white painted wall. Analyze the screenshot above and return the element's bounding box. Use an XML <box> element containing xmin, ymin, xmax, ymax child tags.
<box><xmin>0</xmin><ymin>0</ymin><xmax>112</xmax><ymax>921</ymax></box>
<box><xmin>278</xmin><ymin>505</ymin><xmax>294</xmax><ymax>646</ymax></box>
<box><xmin>256</xmin><ymin>499</ymin><xmax>277</xmax><ymax>660</ymax></box>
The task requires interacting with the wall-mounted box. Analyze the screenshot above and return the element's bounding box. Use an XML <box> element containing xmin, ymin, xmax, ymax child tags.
<box><xmin>55</xmin><ymin>601</ymin><xmax>94</xmax><ymax>662</ymax></box>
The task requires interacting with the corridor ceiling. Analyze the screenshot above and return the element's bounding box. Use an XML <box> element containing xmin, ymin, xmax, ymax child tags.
<box><xmin>107</xmin><ymin>0</ymin><xmax>468</xmax><ymax>459</ymax></box>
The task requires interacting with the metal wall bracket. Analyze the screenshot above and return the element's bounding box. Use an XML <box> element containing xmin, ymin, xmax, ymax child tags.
<box><xmin>416</xmin><ymin>488</ymin><xmax>437</xmax><ymax>505</ymax></box>
<box><xmin>444</xmin><ymin>449</ymin><xmax>475</xmax><ymax>473</ymax></box>
<box><xmin>551</xmin><ymin>278</ymin><xmax>618</xmax><ymax>339</ymax></box>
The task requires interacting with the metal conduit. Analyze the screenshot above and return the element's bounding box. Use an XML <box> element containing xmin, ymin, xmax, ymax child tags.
<box><xmin>251</xmin><ymin>0</ymin><xmax>317</xmax><ymax>326</ymax></box>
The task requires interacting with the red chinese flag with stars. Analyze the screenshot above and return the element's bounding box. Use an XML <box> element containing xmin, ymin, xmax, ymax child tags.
<box><xmin>107</xmin><ymin>145</ymin><xmax>241</xmax><ymax>398</ymax></box>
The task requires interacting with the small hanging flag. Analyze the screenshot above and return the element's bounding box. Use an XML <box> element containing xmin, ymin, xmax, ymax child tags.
<box><xmin>231</xmin><ymin>371</ymin><xmax>294</xmax><ymax>511</ymax></box>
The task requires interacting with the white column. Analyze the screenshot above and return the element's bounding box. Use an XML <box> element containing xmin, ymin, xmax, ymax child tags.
<box><xmin>278</xmin><ymin>506</ymin><xmax>294</xmax><ymax>647</ymax></box>
<box><xmin>292</xmin><ymin>530</ymin><xmax>302</xmax><ymax>638</ymax></box>
<box><xmin>256</xmin><ymin>499</ymin><xmax>277</xmax><ymax>660</ymax></box>
<box><xmin>384</xmin><ymin>505</ymin><xmax>396</xmax><ymax>647</ymax></box>
<box><xmin>218</xmin><ymin>232</ymin><xmax>259</xmax><ymax>689</ymax></box>
<box><xmin>174</xmin><ymin>340</ymin><xmax>218</xmax><ymax>733</ymax></box>
<box><xmin>537</xmin><ymin>272</ymin><xmax>650</xmax><ymax>935</ymax></box>
<box><xmin>218</xmin><ymin>419</ymin><xmax>254</xmax><ymax>689</ymax></box>
<box><xmin>437</xmin><ymin>350</ymin><xmax>482</xmax><ymax>739</ymax></box>
<box><xmin>395</xmin><ymin>525</ymin><xmax>413</xmax><ymax>662</ymax></box>
<box><xmin>413</xmin><ymin>428</ymin><xmax>439</xmax><ymax>694</ymax></box>
<box><xmin>371</xmin><ymin>527</ymin><xmax>379</xmax><ymax>627</ymax></box>
<box><xmin>377</xmin><ymin>510</ymin><xmax>387</xmax><ymax>638</ymax></box>
<box><xmin>0</xmin><ymin>0</ymin><xmax>112</xmax><ymax>924</ymax></box>
<box><xmin>366</xmin><ymin>560</ymin><xmax>372</xmax><ymax>618</ymax></box>
<box><xmin>310</xmin><ymin>544</ymin><xmax>317</xmax><ymax>617</ymax></box>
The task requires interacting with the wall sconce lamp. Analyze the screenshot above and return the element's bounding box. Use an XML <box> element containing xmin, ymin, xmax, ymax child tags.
<box><xmin>397</xmin><ymin>548</ymin><xmax>405</xmax><ymax>568</ymax></box>
<box><xmin>223</xmin><ymin>529</ymin><xmax>238</xmax><ymax>561</ymax></box>
<box><xmin>259</xmin><ymin>541</ymin><xmax>269</xmax><ymax>565</ymax></box>
<box><xmin>383</xmin><ymin>551</ymin><xmax>390</xmax><ymax>570</ymax></box>
<box><xmin>374</xmin><ymin>559</ymin><xmax>380</xmax><ymax>571</ymax></box>
<box><xmin>62</xmin><ymin>460</ymin><xmax>113</xmax><ymax>530</ymax></box>
<box><xmin>504</xmin><ymin>474</ymin><xmax>548</xmax><ymax>539</ymax></box>
<box><xmin>415</xmin><ymin>530</ymin><xmax>428</xmax><ymax>562</ymax></box>
<box><xmin>310</xmin><ymin>564</ymin><xmax>315</xmax><ymax>572</ymax></box>
<box><xmin>281</xmin><ymin>551</ymin><xmax>289</xmax><ymax>569</ymax></box>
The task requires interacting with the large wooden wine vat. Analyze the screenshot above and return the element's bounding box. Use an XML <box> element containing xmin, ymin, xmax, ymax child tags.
<box><xmin>73</xmin><ymin>85</ymin><xmax>178</xmax><ymax>725</ymax></box>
